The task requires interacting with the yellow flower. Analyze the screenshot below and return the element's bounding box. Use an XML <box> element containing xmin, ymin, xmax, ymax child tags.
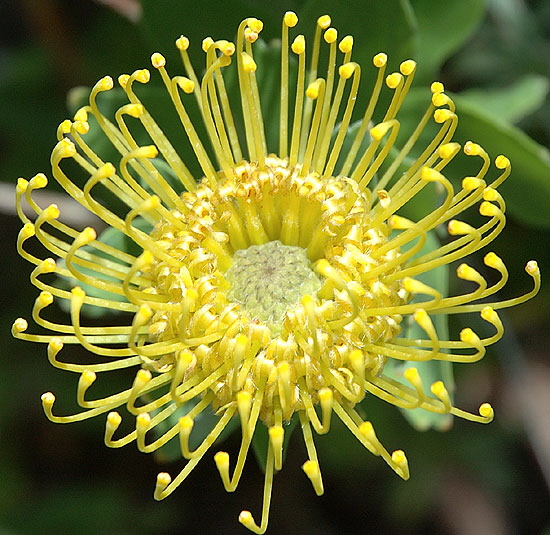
<box><xmin>13</xmin><ymin>12</ymin><xmax>540</xmax><ymax>534</ymax></box>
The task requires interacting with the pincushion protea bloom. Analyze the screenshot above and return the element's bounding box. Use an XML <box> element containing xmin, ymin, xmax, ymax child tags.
<box><xmin>13</xmin><ymin>11</ymin><xmax>540</xmax><ymax>533</ymax></box>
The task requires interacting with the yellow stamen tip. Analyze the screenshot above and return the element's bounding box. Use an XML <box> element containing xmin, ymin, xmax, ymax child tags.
<box><xmin>338</xmin><ymin>62</ymin><xmax>356</xmax><ymax>80</ymax></box>
<box><xmin>291</xmin><ymin>35</ymin><xmax>305</xmax><ymax>55</ymax></box>
<box><xmin>284</xmin><ymin>11</ymin><xmax>298</xmax><ymax>27</ymax></box>
<box><xmin>400</xmin><ymin>60</ymin><xmax>416</xmax><ymax>76</ymax></box>
<box><xmin>12</xmin><ymin>317</ymin><xmax>28</xmax><ymax>334</ymax></box>
<box><xmin>202</xmin><ymin>37</ymin><xmax>214</xmax><ymax>52</ymax></box>
<box><xmin>324</xmin><ymin>28</ymin><xmax>338</xmax><ymax>44</ymax></box>
<box><xmin>526</xmin><ymin>260</ymin><xmax>539</xmax><ymax>275</ymax></box>
<box><xmin>242</xmin><ymin>53</ymin><xmax>257</xmax><ymax>73</ymax></box>
<box><xmin>151</xmin><ymin>52</ymin><xmax>166</xmax><ymax>68</ymax></box>
<box><xmin>464</xmin><ymin>141</ymin><xmax>482</xmax><ymax>156</ymax></box>
<box><xmin>317</xmin><ymin>15</ymin><xmax>331</xmax><ymax>29</ymax></box>
<box><xmin>386</xmin><ymin>72</ymin><xmax>403</xmax><ymax>89</ymax></box>
<box><xmin>479</xmin><ymin>403</ymin><xmax>494</xmax><ymax>419</ymax></box>
<box><xmin>96</xmin><ymin>76</ymin><xmax>114</xmax><ymax>91</ymax></box>
<box><xmin>431</xmin><ymin>81</ymin><xmax>445</xmax><ymax>94</ymax></box>
<box><xmin>339</xmin><ymin>35</ymin><xmax>353</xmax><ymax>53</ymax></box>
<box><xmin>462</xmin><ymin>176</ymin><xmax>485</xmax><ymax>190</ymax></box>
<box><xmin>373</xmin><ymin>52</ymin><xmax>387</xmax><ymax>68</ymax></box>
<box><xmin>176</xmin><ymin>35</ymin><xmax>189</xmax><ymax>50</ymax></box>
<box><xmin>434</xmin><ymin>109</ymin><xmax>455</xmax><ymax>123</ymax></box>
<box><xmin>421</xmin><ymin>167</ymin><xmax>444</xmax><ymax>182</ymax></box>
<box><xmin>495</xmin><ymin>154</ymin><xmax>510</xmax><ymax>169</ymax></box>
<box><xmin>118</xmin><ymin>74</ymin><xmax>130</xmax><ymax>88</ymax></box>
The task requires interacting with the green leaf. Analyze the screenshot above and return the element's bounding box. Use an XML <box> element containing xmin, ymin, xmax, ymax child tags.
<box><xmin>411</xmin><ymin>0</ymin><xmax>486</xmax><ymax>82</ymax></box>
<box><xmin>458</xmin><ymin>75</ymin><xmax>550</xmax><ymax>124</ymax></box>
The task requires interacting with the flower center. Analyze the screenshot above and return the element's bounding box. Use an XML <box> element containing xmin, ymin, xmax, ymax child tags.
<box><xmin>225</xmin><ymin>240</ymin><xmax>321</xmax><ymax>328</ymax></box>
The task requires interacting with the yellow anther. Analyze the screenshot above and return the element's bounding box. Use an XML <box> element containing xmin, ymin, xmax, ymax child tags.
<box><xmin>391</xmin><ymin>450</ymin><xmax>409</xmax><ymax>479</ymax></box>
<box><xmin>373</xmin><ymin>52</ymin><xmax>387</xmax><ymax>67</ymax></box>
<box><xmin>30</xmin><ymin>173</ymin><xmax>48</xmax><ymax>189</ymax></box>
<box><xmin>448</xmin><ymin>220</ymin><xmax>475</xmax><ymax>235</ymax></box>
<box><xmin>20</xmin><ymin>222</ymin><xmax>35</xmax><ymax>239</ymax></box>
<box><xmin>106</xmin><ymin>411</ymin><xmax>122</xmax><ymax>432</ymax></box>
<box><xmin>151</xmin><ymin>52</ymin><xmax>166</xmax><ymax>68</ymax></box>
<box><xmin>44</xmin><ymin>204</ymin><xmax>60</xmax><ymax>220</ymax></box>
<box><xmin>306</xmin><ymin>80</ymin><xmax>322</xmax><ymax>99</ymax></box>
<box><xmin>16</xmin><ymin>177</ymin><xmax>28</xmax><ymax>194</ymax></box>
<box><xmin>319</xmin><ymin>387</ymin><xmax>333</xmax><ymax>410</ymax></box>
<box><xmin>72</xmin><ymin>121</ymin><xmax>89</xmax><ymax>135</ymax></box>
<box><xmin>238</xmin><ymin>511</ymin><xmax>256</xmax><ymax>532</ymax></box>
<box><xmin>269</xmin><ymin>425</ymin><xmax>284</xmax><ymax>470</ymax></box>
<box><xmin>403</xmin><ymin>277</ymin><xmax>430</xmax><ymax>294</ymax></box>
<box><xmin>175</xmin><ymin>77</ymin><xmax>195</xmax><ymax>93</ymax></box>
<box><xmin>432</xmin><ymin>92</ymin><xmax>450</xmax><ymax>107</ymax></box>
<box><xmin>339</xmin><ymin>35</ymin><xmax>353</xmax><ymax>53</ymax></box>
<box><xmin>247</xmin><ymin>18</ymin><xmax>263</xmax><ymax>33</ymax></box>
<box><xmin>79</xmin><ymin>226</ymin><xmax>97</xmax><ymax>245</ymax></box>
<box><xmin>457</xmin><ymin>264</ymin><xmax>482</xmax><ymax>282</ymax></box>
<box><xmin>302</xmin><ymin>460</ymin><xmax>323</xmax><ymax>495</ymax></box>
<box><xmin>431</xmin><ymin>81</ymin><xmax>444</xmax><ymax>94</ymax></box>
<box><xmin>464</xmin><ymin>141</ymin><xmax>482</xmax><ymax>156</ymax></box>
<box><xmin>80</xmin><ymin>370</ymin><xmax>96</xmax><ymax>387</ymax></box>
<box><xmin>241</xmin><ymin>52</ymin><xmax>257</xmax><ymax>73</ymax></box>
<box><xmin>136</xmin><ymin>412</ymin><xmax>151</xmax><ymax>432</ymax></box>
<box><xmin>58</xmin><ymin>119</ymin><xmax>72</xmax><ymax>134</ymax></box>
<box><xmin>462</xmin><ymin>176</ymin><xmax>485</xmax><ymax>190</ymax></box>
<box><xmin>388</xmin><ymin>215</ymin><xmax>414</xmax><ymax>229</ymax></box>
<box><xmin>243</xmin><ymin>27</ymin><xmax>258</xmax><ymax>43</ymax></box>
<box><xmin>404</xmin><ymin>367</ymin><xmax>422</xmax><ymax>389</ymax></box>
<box><xmin>73</xmin><ymin>108</ymin><xmax>88</xmax><ymax>122</ymax></box>
<box><xmin>155</xmin><ymin>472</ymin><xmax>171</xmax><ymax>498</ymax></box>
<box><xmin>71</xmin><ymin>286</ymin><xmax>86</xmax><ymax>300</ymax></box>
<box><xmin>55</xmin><ymin>138</ymin><xmax>77</xmax><ymax>158</ymax></box>
<box><xmin>96</xmin><ymin>76</ymin><xmax>114</xmax><ymax>91</ymax></box>
<box><xmin>479</xmin><ymin>403</ymin><xmax>494</xmax><ymax>419</ymax></box>
<box><xmin>413</xmin><ymin>307</ymin><xmax>429</xmax><ymax>324</ymax></box>
<box><xmin>135</xmin><ymin>304</ymin><xmax>153</xmax><ymax>325</ymax></box>
<box><xmin>526</xmin><ymin>260</ymin><xmax>539</xmax><ymax>275</ymax></box>
<box><xmin>291</xmin><ymin>35</ymin><xmax>305</xmax><ymax>55</ymax></box>
<box><xmin>218</xmin><ymin>40</ymin><xmax>235</xmax><ymax>56</ymax></box>
<box><xmin>118</xmin><ymin>74</ymin><xmax>130</xmax><ymax>88</ymax></box>
<box><xmin>40</xmin><ymin>258</ymin><xmax>56</xmax><ymax>273</ymax></box>
<box><xmin>495</xmin><ymin>155</ymin><xmax>510</xmax><ymax>169</ymax></box>
<box><xmin>400</xmin><ymin>60</ymin><xmax>416</xmax><ymax>76</ymax></box>
<box><xmin>133</xmin><ymin>69</ymin><xmax>150</xmax><ymax>84</ymax></box>
<box><xmin>284</xmin><ymin>11</ymin><xmax>298</xmax><ymax>27</ymax></box>
<box><xmin>134</xmin><ymin>145</ymin><xmax>158</xmax><ymax>159</ymax></box>
<box><xmin>421</xmin><ymin>167</ymin><xmax>444</xmax><ymax>182</ymax></box>
<box><xmin>175</xmin><ymin>35</ymin><xmax>189</xmax><ymax>50</ymax></box>
<box><xmin>237</xmin><ymin>390</ymin><xmax>252</xmax><ymax>426</ymax></box>
<box><xmin>430</xmin><ymin>381</ymin><xmax>450</xmax><ymax>405</ymax></box>
<box><xmin>438</xmin><ymin>142</ymin><xmax>460</xmax><ymax>159</ymax></box>
<box><xmin>41</xmin><ymin>392</ymin><xmax>55</xmax><ymax>409</ymax></box>
<box><xmin>460</xmin><ymin>327</ymin><xmax>480</xmax><ymax>345</ymax></box>
<box><xmin>317</xmin><ymin>15</ymin><xmax>331</xmax><ymax>29</ymax></box>
<box><xmin>480</xmin><ymin>306</ymin><xmax>499</xmax><ymax>324</ymax></box>
<box><xmin>434</xmin><ymin>109</ymin><xmax>455</xmax><ymax>123</ymax></box>
<box><xmin>484</xmin><ymin>252</ymin><xmax>504</xmax><ymax>270</ymax></box>
<box><xmin>370</xmin><ymin>122</ymin><xmax>393</xmax><ymax>141</ymax></box>
<box><xmin>12</xmin><ymin>317</ymin><xmax>28</xmax><ymax>334</ymax></box>
<box><xmin>479</xmin><ymin>201</ymin><xmax>500</xmax><ymax>217</ymax></box>
<box><xmin>214</xmin><ymin>451</ymin><xmax>229</xmax><ymax>469</ymax></box>
<box><xmin>359</xmin><ymin>421</ymin><xmax>377</xmax><ymax>443</ymax></box>
<box><xmin>202</xmin><ymin>37</ymin><xmax>214</xmax><ymax>52</ymax></box>
<box><xmin>324</xmin><ymin>28</ymin><xmax>338</xmax><ymax>43</ymax></box>
<box><xmin>386</xmin><ymin>72</ymin><xmax>403</xmax><ymax>89</ymax></box>
<box><xmin>338</xmin><ymin>62</ymin><xmax>356</xmax><ymax>79</ymax></box>
<box><xmin>482</xmin><ymin>187</ymin><xmax>500</xmax><ymax>202</ymax></box>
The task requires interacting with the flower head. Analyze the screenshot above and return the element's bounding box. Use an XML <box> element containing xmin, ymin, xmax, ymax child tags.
<box><xmin>13</xmin><ymin>12</ymin><xmax>540</xmax><ymax>533</ymax></box>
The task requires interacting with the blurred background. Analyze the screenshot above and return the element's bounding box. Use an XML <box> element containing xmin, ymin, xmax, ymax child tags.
<box><xmin>1</xmin><ymin>0</ymin><xmax>549</xmax><ymax>533</ymax></box>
